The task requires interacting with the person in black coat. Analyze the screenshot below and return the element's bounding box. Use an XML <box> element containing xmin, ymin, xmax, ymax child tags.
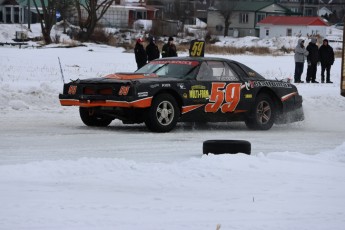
<box><xmin>318</xmin><ymin>39</ymin><xmax>335</xmax><ymax>83</ymax></box>
<box><xmin>161</xmin><ymin>36</ymin><xmax>177</xmax><ymax>58</ymax></box>
<box><xmin>134</xmin><ymin>38</ymin><xmax>147</xmax><ymax>69</ymax></box>
<box><xmin>306</xmin><ymin>37</ymin><xmax>319</xmax><ymax>83</ymax></box>
<box><xmin>146</xmin><ymin>37</ymin><xmax>160</xmax><ymax>61</ymax></box>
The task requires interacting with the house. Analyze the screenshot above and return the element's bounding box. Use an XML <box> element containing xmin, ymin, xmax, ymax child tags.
<box><xmin>207</xmin><ymin>1</ymin><xmax>288</xmax><ymax>37</ymax></box>
<box><xmin>1</xmin><ymin>0</ymin><xmax>157</xmax><ymax>30</ymax></box>
<box><xmin>257</xmin><ymin>16</ymin><xmax>328</xmax><ymax>39</ymax></box>
<box><xmin>0</xmin><ymin>0</ymin><xmax>26</xmax><ymax>23</ymax></box>
<box><xmin>60</xmin><ymin>0</ymin><xmax>158</xmax><ymax>29</ymax></box>
<box><xmin>317</xmin><ymin>6</ymin><xmax>332</xmax><ymax>18</ymax></box>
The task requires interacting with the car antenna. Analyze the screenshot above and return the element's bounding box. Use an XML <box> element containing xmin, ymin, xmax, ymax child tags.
<box><xmin>58</xmin><ymin>57</ymin><xmax>65</xmax><ymax>84</ymax></box>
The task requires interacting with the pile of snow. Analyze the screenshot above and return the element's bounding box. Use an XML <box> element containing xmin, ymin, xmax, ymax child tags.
<box><xmin>1</xmin><ymin>23</ymin><xmax>343</xmax><ymax>51</ymax></box>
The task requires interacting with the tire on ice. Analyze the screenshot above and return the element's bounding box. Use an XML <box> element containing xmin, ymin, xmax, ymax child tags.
<box><xmin>145</xmin><ymin>93</ymin><xmax>180</xmax><ymax>132</ymax></box>
<box><xmin>245</xmin><ymin>93</ymin><xmax>276</xmax><ymax>130</ymax></box>
<box><xmin>203</xmin><ymin>140</ymin><xmax>251</xmax><ymax>155</ymax></box>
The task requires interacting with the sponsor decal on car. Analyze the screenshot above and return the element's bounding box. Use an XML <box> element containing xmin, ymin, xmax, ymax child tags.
<box><xmin>244</xmin><ymin>94</ymin><xmax>253</xmax><ymax>99</ymax></box>
<box><xmin>177</xmin><ymin>83</ymin><xmax>186</xmax><ymax>89</ymax></box>
<box><xmin>118</xmin><ymin>86</ymin><xmax>130</xmax><ymax>96</ymax></box>
<box><xmin>254</xmin><ymin>81</ymin><xmax>292</xmax><ymax>88</ymax></box>
<box><xmin>162</xmin><ymin>84</ymin><xmax>171</xmax><ymax>87</ymax></box>
<box><xmin>151</xmin><ymin>60</ymin><xmax>199</xmax><ymax>66</ymax></box>
<box><xmin>189</xmin><ymin>89</ymin><xmax>209</xmax><ymax>99</ymax></box>
<box><xmin>191</xmin><ymin>85</ymin><xmax>206</xmax><ymax>90</ymax></box>
<box><xmin>150</xmin><ymin>84</ymin><xmax>159</xmax><ymax>88</ymax></box>
<box><xmin>68</xmin><ymin>85</ymin><xmax>77</xmax><ymax>95</ymax></box>
<box><xmin>138</xmin><ymin>92</ymin><xmax>148</xmax><ymax>97</ymax></box>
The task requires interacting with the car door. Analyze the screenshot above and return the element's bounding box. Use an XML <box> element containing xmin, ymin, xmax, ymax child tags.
<box><xmin>184</xmin><ymin>60</ymin><xmax>244</xmax><ymax>121</ymax></box>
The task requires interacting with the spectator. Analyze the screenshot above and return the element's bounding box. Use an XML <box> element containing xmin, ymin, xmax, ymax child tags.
<box><xmin>134</xmin><ymin>38</ymin><xmax>147</xmax><ymax>69</ymax></box>
<box><xmin>294</xmin><ymin>39</ymin><xmax>309</xmax><ymax>83</ymax></box>
<box><xmin>306</xmin><ymin>37</ymin><xmax>319</xmax><ymax>83</ymax></box>
<box><xmin>146</xmin><ymin>37</ymin><xmax>160</xmax><ymax>61</ymax></box>
<box><xmin>161</xmin><ymin>36</ymin><xmax>177</xmax><ymax>58</ymax></box>
<box><xmin>319</xmin><ymin>39</ymin><xmax>335</xmax><ymax>83</ymax></box>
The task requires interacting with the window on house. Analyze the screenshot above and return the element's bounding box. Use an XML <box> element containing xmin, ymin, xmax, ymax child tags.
<box><xmin>257</xmin><ymin>13</ymin><xmax>265</xmax><ymax>23</ymax></box>
<box><xmin>304</xmin><ymin>8</ymin><xmax>313</xmax><ymax>16</ymax></box>
<box><xmin>239</xmin><ymin>13</ymin><xmax>248</xmax><ymax>24</ymax></box>
<box><xmin>135</xmin><ymin>11</ymin><xmax>146</xmax><ymax>20</ymax></box>
<box><xmin>290</xmin><ymin>7</ymin><xmax>299</xmax><ymax>13</ymax></box>
<box><xmin>286</xmin><ymin>28</ymin><xmax>292</xmax><ymax>36</ymax></box>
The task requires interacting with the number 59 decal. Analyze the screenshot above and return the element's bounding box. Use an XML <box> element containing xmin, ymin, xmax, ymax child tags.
<box><xmin>189</xmin><ymin>40</ymin><xmax>205</xmax><ymax>57</ymax></box>
<box><xmin>205</xmin><ymin>82</ymin><xmax>241</xmax><ymax>113</ymax></box>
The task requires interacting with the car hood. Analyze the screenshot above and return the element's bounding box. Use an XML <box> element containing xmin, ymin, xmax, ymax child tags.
<box><xmin>77</xmin><ymin>73</ymin><xmax>180</xmax><ymax>84</ymax></box>
<box><xmin>104</xmin><ymin>73</ymin><xmax>158</xmax><ymax>80</ymax></box>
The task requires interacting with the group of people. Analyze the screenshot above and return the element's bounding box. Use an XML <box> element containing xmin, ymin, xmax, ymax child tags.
<box><xmin>294</xmin><ymin>38</ymin><xmax>335</xmax><ymax>83</ymax></box>
<box><xmin>134</xmin><ymin>36</ymin><xmax>177</xmax><ymax>69</ymax></box>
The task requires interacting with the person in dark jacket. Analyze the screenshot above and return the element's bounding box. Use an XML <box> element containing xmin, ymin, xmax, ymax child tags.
<box><xmin>306</xmin><ymin>37</ymin><xmax>319</xmax><ymax>83</ymax></box>
<box><xmin>318</xmin><ymin>39</ymin><xmax>334</xmax><ymax>83</ymax></box>
<box><xmin>161</xmin><ymin>36</ymin><xmax>177</xmax><ymax>58</ymax></box>
<box><xmin>146</xmin><ymin>37</ymin><xmax>160</xmax><ymax>61</ymax></box>
<box><xmin>134</xmin><ymin>38</ymin><xmax>147</xmax><ymax>69</ymax></box>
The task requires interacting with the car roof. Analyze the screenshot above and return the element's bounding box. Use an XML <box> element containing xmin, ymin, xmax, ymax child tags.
<box><xmin>160</xmin><ymin>56</ymin><xmax>233</xmax><ymax>62</ymax></box>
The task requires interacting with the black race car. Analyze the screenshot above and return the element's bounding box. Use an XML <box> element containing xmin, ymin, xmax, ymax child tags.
<box><xmin>59</xmin><ymin>57</ymin><xmax>304</xmax><ymax>132</ymax></box>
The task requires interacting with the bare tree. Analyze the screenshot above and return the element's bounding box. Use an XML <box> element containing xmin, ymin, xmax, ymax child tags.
<box><xmin>74</xmin><ymin>0</ymin><xmax>115</xmax><ymax>41</ymax></box>
<box><xmin>56</xmin><ymin>0</ymin><xmax>75</xmax><ymax>33</ymax></box>
<box><xmin>30</xmin><ymin>0</ymin><xmax>57</xmax><ymax>44</ymax></box>
<box><xmin>214</xmin><ymin>0</ymin><xmax>238</xmax><ymax>37</ymax></box>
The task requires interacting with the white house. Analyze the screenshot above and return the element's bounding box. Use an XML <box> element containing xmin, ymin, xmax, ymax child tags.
<box><xmin>257</xmin><ymin>16</ymin><xmax>328</xmax><ymax>39</ymax></box>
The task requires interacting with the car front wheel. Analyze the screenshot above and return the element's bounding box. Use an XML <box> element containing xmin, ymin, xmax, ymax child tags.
<box><xmin>145</xmin><ymin>94</ymin><xmax>180</xmax><ymax>132</ymax></box>
<box><xmin>245</xmin><ymin>93</ymin><xmax>275</xmax><ymax>130</ymax></box>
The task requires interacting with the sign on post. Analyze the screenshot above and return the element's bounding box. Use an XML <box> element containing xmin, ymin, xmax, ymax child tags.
<box><xmin>189</xmin><ymin>40</ymin><xmax>205</xmax><ymax>57</ymax></box>
<box><xmin>341</xmin><ymin>19</ymin><xmax>345</xmax><ymax>97</ymax></box>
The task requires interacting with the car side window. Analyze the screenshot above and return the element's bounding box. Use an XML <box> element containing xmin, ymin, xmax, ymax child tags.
<box><xmin>219</xmin><ymin>62</ymin><xmax>239</xmax><ymax>81</ymax></box>
<box><xmin>197</xmin><ymin>62</ymin><xmax>213</xmax><ymax>80</ymax></box>
<box><xmin>197</xmin><ymin>61</ymin><xmax>240</xmax><ymax>81</ymax></box>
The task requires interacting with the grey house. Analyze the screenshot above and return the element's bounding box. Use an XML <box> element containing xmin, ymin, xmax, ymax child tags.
<box><xmin>207</xmin><ymin>1</ymin><xmax>288</xmax><ymax>37</ymax></box>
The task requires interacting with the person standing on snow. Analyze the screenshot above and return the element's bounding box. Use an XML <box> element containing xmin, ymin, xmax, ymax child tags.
<box><xmin>294</xmin><ymin>39</ymin><xmax>309</xmax><ymax>83</ymax></box>
<box><xmin>134</xmin><ymin>38</ymin><xmax>147</xmax><ymax>69</ymax></box>
<box><xmin>161</xmin><ymin>36</ymin><xmax>177</xmax><ymax>58</ymax></box>
<box><xmin>146</xmin><ymin>37</ymin><xmax>160</xmax><ymax>61</ymax></box>
<box><xmin>318</xmin><ymin>39</ymin><xmax>334</xmax><ymax>83</ymax></box>
<box><xmin>306</xmin><ymin>37</ymin><xmax>319</xmax><ymax>83</ymax></box>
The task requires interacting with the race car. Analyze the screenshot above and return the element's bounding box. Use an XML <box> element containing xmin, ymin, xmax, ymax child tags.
<box><xmin>59</xmin><ymin>57</ymin><xmax>304</xmax><ymax>132</ymax></box>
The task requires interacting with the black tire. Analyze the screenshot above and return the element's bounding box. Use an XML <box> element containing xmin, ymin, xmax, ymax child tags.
<box><xmin>79</xmin><ymin>107</ymin><xmax>113</xmax><ymax>127</ymax></box>
<box><xmin>203</xmin><ymin>140</ymin><xmax>251</xmax><ymax>155</ymax></box>
<box><xmin>245</xmin><ymin>93</ymin><xmax>275</xmax><ymax>130</ymax></box>
<box><xmin>145</xmin><ymin>94</ymin><xmax>180</xmax><ymax>132</ymax></box>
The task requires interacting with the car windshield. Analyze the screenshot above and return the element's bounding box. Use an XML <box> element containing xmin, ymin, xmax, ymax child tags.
<box><xmin>136</xmin><ymin>60</ymin><xmax>200</xmax><ymax>79</ymax></box>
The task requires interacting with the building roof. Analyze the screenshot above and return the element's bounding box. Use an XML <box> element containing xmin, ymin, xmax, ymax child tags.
<box><xmin>234</xmin><ymin>1</ymin><xmax>277</xmax><ymax>12</ymax></box>
<box><xmin>258</xmin><ymin>16</ymin><xmax>328</xmax><ymax>26</ymax></box>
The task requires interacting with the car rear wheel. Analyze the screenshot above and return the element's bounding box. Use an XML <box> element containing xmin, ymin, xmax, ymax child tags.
<box><xmin>79</xmin><ymin>107</ymin><xmax>113</xmax><ymax>127</ymax></box>
<box><xmin>245</xmin><ymin>93</ymin><xmax>275</xmax><ymax>130</ymax></box>
<box><xmin>145</xmin><ymin>94</ymin><xmax>180</xmax><ymax>132</ymax></box>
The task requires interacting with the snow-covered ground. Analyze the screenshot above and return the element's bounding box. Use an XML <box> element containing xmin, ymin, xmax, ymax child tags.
<box><xmin>1</xmin><ymin>25</ymin><xmax>345</xmax><ymax>230</ymax></box>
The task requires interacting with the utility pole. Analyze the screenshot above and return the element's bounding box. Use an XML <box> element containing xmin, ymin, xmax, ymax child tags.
<box><xmin>27</xmin><ymin>0</ymin><xmax>31</xmax><ymax>30</ymax></box>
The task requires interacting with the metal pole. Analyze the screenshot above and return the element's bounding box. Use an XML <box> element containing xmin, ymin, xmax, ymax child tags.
<box><xmin>341</xmin><ymin>16</ymin><xmax>345</xmax><ymax>97</ymax></box>
<box><xmin>27</xmin><ymin>0</ymin><xmax>31</xmax><ymax>29</ymax></box>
